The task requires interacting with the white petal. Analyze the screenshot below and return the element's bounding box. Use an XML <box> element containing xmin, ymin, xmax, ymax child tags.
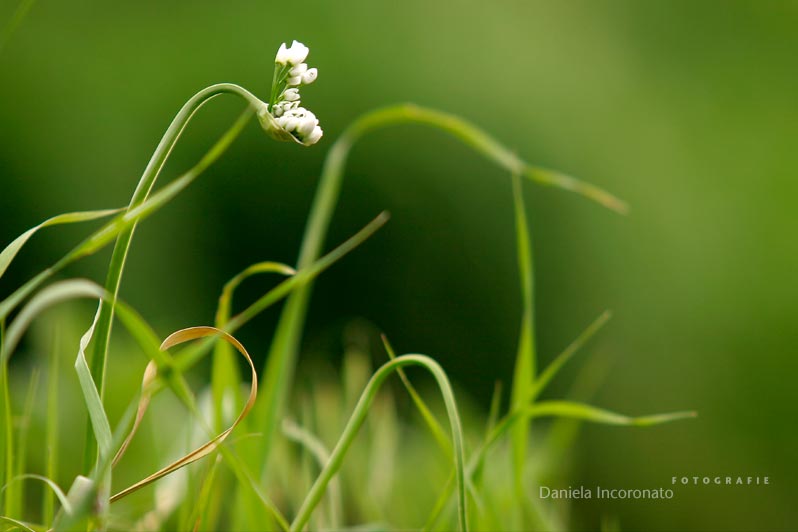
<box><xmin>275</xmin><ymin>42</ymin><xmax>289</xmax><ymax>64</ymax></box>
<box><xmin>305</xmin><ymin>126</ymin><xmax>323</xmax><ymax>145</ymax></box>
<box><xmin>290</xmin><ymin>63</ymin><xmax>308</xmax><ymax>76</ymax></box>
<box><xmin>283</xmin><ymin>88</ymin><xmax>300</xmax><ymax>101</ymax></box>
<box><xmin>287</xmin><ymin>40</ymin><xmax>309</xmax><ymax>65</ymax></box>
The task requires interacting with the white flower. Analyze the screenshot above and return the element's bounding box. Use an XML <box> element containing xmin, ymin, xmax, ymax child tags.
<box><xmin>305</xmin><ymin>125</ymin><xmax>323</xmax><ymax>145</ymax></box>
<box><xmin>265</xmin><ymin>40</ymin><xmax>322</xmax><ymax>146</ymax></box>
<box><xmin>290</xmin><ymin>63</ymin><xmax>308</xmax><ymax>76</ymax></box>
<box><xmin>275</xmin><ymin>42</ymin><xmax>290</xmax><ymax>64</ymax></box>
<box><xmin>275</xmin><ymin>40</ymin><xmax>309</xmax><ymax>66</ymax></box>
<box><xmin>272</xmin><ymin>107</ymin><xmax>323</xmax><ymax>145</ymax></box>
<box><xmin>301</xmin><ymin>68</ymin><xmax>318</xmax><ymax>85</ymax></box>
<box><xmin>283</xmin><ymin>88</ymin><xmax>300</xmax><ymax>102</ymax></box>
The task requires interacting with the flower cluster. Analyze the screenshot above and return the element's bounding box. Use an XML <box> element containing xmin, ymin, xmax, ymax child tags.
<box><xmin>264</xmin><ymin>40</ymin><xmax>322</xmax><ymax>146</ymax></box>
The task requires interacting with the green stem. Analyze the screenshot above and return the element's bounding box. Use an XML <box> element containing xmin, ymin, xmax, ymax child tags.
<box><xmin>289</xmin><ymin>354</ymin><xmax>468</xmax><ymax>532</ymax></box>
<box><xmin>82</xmin><ymin>82</ymin><xmax>265</xmax><ymax>472</ymax></box>
<box><xmin>254</xmin><ymin>103</ymin><xmax>627</xmax><ymax>475</ymax></box>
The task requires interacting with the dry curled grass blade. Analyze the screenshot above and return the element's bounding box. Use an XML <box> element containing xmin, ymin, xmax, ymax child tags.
<box><xmin>109</xmin><ymin>326</ymin><xmax>257</xmax><ymax>503</ymax></box>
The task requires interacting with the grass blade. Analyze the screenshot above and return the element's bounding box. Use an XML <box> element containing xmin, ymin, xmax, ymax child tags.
<box><xmin>1</xmin><ymin>474</ymin><xmax>72</xmax><ymax>516</ymax></box>
<box><xmin>2</xmin><ymin>279</ymin><xmax>104</xmax><ymax>362</ymax></box>
<box><xmin>508</xmin><ymin>171</ymin><xmax>536</xmax><ymax>494</ymax></box>
<box><xmin>0</xmin><ymin>515</ymin><xmax>36</xmax><ymax>532</ymax></box>
<box><xmin>290</xmin><ymin>354</ymin><xmax>468</xmax><ymax>532</ymax></box>
<box><xmin>84</xmin><ymin>83</ymin><xmax>264</xmax><ymax>472</ymax></box>
<box><xmin>44</xmin><ymin>330</ymin><xmax>60</xmax><ymax>524</ymax></box>
<box><xmin>213</xmin><ymin>262</ymin><xmax>294</xmax><ymax>431</ymax></box>
<box><xmin>0</xmin><ymin>209</ymin><xmax>122</xmax><ymax>280</ymax></box>
<box><xmin>528</xmin><ymin>401</ymin><xmax>697</xmax><ymax>426</ymax></box>
<box><xmin>381</xmin><ymin>334</ymin><xmax>451</xmax><ymax>457</ymax></box>
<box><xmin>283</xmin><ymin>418</ymin><xmax>342</xmax><ymax>530</ymax></box>
<box><xmin>13</xmin><ymin>368</ymin><xmax>39</xmax><ymax>517</ymax></box>
<box><xmin>530</xmin><ymin>310</ymin><xmax>612</xmax><ymax>401</ymax></box>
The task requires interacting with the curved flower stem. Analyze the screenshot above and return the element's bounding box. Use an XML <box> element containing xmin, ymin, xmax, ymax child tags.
<box><xmin>255</xmin><ymin>103</ymin><xmax>628</xmax><ymax>475</ymax></box>
<box><xmin>83</xmin><ymin>83</ymin><xmax>266</xmax><ymax>471</ymax></box>
<box><xmin>289</xmin><ymin>354</ymin><xmax>468</xmax><ymax>532</ymax></box>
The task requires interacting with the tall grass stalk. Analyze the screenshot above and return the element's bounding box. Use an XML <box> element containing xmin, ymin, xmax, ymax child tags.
<box><xmin>83</xmin><ymin>83</ymin><xmax>265</xmax><ymax>470</ymax></box>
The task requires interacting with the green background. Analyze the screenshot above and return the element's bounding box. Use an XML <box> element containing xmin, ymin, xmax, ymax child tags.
<box><xmin>1</xmin><ymin>1</ymin><xmax>796</xmax><ymax>530</ymax></box>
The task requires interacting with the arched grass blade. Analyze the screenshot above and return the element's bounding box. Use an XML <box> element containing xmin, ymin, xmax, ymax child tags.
<box><xmin>1</xmin><ymin>474</ymin><xmax>73</xmax><ymax>516</ymax></box>
<box><xmin>381</xmin><ymin>334</ymin><xmax>451</xmax><ymax>457</ymax></box>
<box><xmin>2</xmin><ymin>279</ymin><xmax>104</xmax><ymax>362</ymax></box>
<box><xmin>290</xmin><ymin>354</ymin><xmax>468</xmax><ymax>532</ymax></box>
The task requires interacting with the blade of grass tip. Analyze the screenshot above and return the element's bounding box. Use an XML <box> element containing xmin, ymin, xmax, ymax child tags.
<box><xmin>509</xmin><ymin>171</ymin><xmax>535</xmax><ymax>498</ymax></box>
<box><xmin>44</xmin><ymin>328</ymin><xmax>60</xmax><ymax>525</ymax></box>
<box><xmin>290</xmin><ymin>354</ymin><xmax>468</xmax><ymax>532</ymax></box>
<box><xmin>0</xmin><ymin>209</ymin><xmax>123</xmax><ymax>281</ymax></box>
<box><xmin>257</xmin><ymin>102</ymin><xmax>626</xmax><ymax>478</ymax></box>
<box><xmin>529</xmin><ymin>310</ymin><xmax>612</xmax><ymax>401</ymax></box>
<box><xmin>214</xmin><ymin>262</ymin><xmax>295</xmax><ymax>432</ymax></box>
<box><xmin>14</xmin><ymin>368</ymin><xmax>39</xmax><ymax>516</ymax></box>
<box><xmin>528</xmin><ymin>401</ymin><xmax>698</xmax><ymax>426</ymax></box>
<box><xmin>282</xmin><ymin>418</ymin><xmax>342</xmax><ymax>530</ymax></box>
<box><xmin>75</xmin><ymin>303</ymin><xmax>114</xmax><ymax>520</ymax></box>
<box><xmin>381</xmin><ymin>334</ymin><xmax>451</xmax><ymax>457</ymax></box>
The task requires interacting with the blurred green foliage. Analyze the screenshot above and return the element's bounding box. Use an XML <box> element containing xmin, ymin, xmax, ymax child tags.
<box><xmin>1</xmin><ymin>1</ymin><xmax>796</xmax><ymax>530</ymax></box>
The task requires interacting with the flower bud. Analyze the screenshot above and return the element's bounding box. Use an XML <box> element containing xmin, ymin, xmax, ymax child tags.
<box><xmin>304</xmin><ymin>125</ymin><xmax>323</xmax><ymax>145</ymax></box>
<box><xmin>275</xmin><ymin>40</ymin><xmax>309</xmax><ymax>66</ymax></box>
<box><xmin>285</xmin><ymin>40</ymin><xmax>309</xmax><ymax>65</ymax></box>
<box><xmin>283</xmin><ymin>88</ymin><xmax>300</xmax><ymax>102</ymax></box>
<box><xmin>290</xmin><ymin>63</ymin><xmax>308</xmax><ymax>76</ymax></box>
<box><xmin>301</xmin><ymin>68</ymin><xmax>318</xmax><ymax>85</ymax></box>
<box><xmin>275</xmin><ymin>42</ymin><xmax>289</xmax><ymax>64</ymax></box>
<box><xmin>297</xmin><ymin>112</ymin><xmax>318</xmax><ymax>137</ymax></box>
